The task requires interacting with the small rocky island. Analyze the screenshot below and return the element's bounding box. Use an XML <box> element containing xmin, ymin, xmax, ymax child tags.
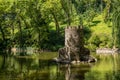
<box><xmin>54</xmin><ymin>26</ymin><xmax>97</xmax><ymax>63</ymax></box>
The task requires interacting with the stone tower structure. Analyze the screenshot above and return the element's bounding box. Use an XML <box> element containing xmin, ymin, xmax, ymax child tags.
<box><xmin>56</xmin><ymin>26</ymin><xmax>96</xmax><ymax>63</ymax></box>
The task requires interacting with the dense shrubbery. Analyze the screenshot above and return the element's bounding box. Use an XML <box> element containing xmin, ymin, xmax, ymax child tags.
<box><xmin>39</xmin><ymin>30</ymin><xmax>64</xmax><ymax>51</ymax></box>
<box><xmin>87</xmin><ymin>33</ymin><xmax>113</xmax><ymax>51</ymax></box>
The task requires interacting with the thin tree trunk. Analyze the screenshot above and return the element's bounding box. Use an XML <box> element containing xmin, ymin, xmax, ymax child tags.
<box><xmin>101</xmin><ymin>0</ymin><xmax>103</xmax><ymax>13</ymax></box>
<box><xmin>67</xmin><ymin>13</ymin><xmax>71</xmax><ymax>26</ymax></box>
<box><xmin>38</xmin><ymin>28</ymin><xmax>41</xmax><ymax>49</ymax></box>
<box><xmin>18</xmin><ymin>20</ymin><xmax>23</xmax><ymax>48</ymax></box>
<box><xmin>51</xmin><ymin>11</ymin><xmax>60</xmax><ymax>34</ymax></box>
<box><xmin>67</xmin><ymin>0</ymin><xmax>72</xmax><ymax>26</ymax></box>
<box><xmin>11</xmin><ymin>26</ymin><xmax>14</xmax><ymax>38</ymax></box>
<box><xmin>0</xmin><ymin>26</ymin><xmax>6</xmax><ymax>41</ymax></box>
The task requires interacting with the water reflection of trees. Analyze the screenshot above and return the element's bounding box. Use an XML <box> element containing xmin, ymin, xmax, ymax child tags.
<box><xmin>0</xmin><ymin>55</ymin><xmax>92</xmax><ymax>80</ymax></box>
<box><xmin>85</xmin><ymin>54</ymin><xmax>120</xmax><ymax>80</ymax></box>
<box><xmin>0</xmin><ymin>55</ymin><xmax>34</xmax><ymax>80</ymax></box>
<box><xmin>1</xmin><ymin>54</ymin><xmax>120</xmax><ymax>80</ymax></box>
<box><xmin>0</xmin><ymin>55</ymin><xmax>57</xmax><ymax>80</ymax></box>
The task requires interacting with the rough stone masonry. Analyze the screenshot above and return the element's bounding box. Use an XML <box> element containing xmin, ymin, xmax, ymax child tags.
<box><xmin>54</xmin><ymin>26</ymin><xmax>96</xmax><ymax>63</ymax></box>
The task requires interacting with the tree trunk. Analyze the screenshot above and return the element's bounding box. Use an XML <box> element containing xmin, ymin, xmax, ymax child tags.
<box><xmin>18</xmin><ymin>20</ymin><xmax>24</xmax><ymax>55</ymax></box>
<box><xmin>56</xmin><ymin>26</ymin><xmax>96</xmax><ymax>63</ymax></box>
<box><xmin>18</xmin><ymin>20</ymin><xmax>23</xmax><ymax>48</ymax></box>
<box><xmin>38</xmin><ymin>28</ymin><xmax>41</xmax><ymax>49</ymax></box>
<box><xmin>67</xmin><ymin>13</ymin><xmax>71</xmax><ymax>26</ymax></box>
<box><xmin>0</xmin><ymin>26</ymin><xmax>6</xmax><ymax>41</ymax></box>
<box><xmin>51</xmin><ymin>11</ymin><xmax>60</xmax><ymax>34</ymax></box>
<box><xmin>0</xmin><ymin>25</ymin><xmax>7</xmax><ymax>50</ymax></box>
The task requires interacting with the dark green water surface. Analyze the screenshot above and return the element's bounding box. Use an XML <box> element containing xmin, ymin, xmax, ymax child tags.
<box><xmin>0</xmin><ymin>53</ymin><xmax>120</xmax><ymax>80</ymax></box>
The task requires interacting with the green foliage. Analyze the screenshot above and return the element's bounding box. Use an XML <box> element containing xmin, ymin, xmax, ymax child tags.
<box><xmin>88</xmin><ymin>33</ymin><xmax>113</xmax><ymax>51</ymax></box>
<box><xmin>72</xmin><ymin>0</ymin><xmax>97</xmax><ymax>25</ymax></box>
<box><xmin>0</xmin><ymin>0</ymin><xmax>119</xmax><ymax>53</ymax></box>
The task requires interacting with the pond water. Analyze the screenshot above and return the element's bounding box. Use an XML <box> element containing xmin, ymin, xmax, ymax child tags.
<box><xmin>0</xmin><ymin>53</ymin><xmax>120</xmax><ymax>80</ymax></box>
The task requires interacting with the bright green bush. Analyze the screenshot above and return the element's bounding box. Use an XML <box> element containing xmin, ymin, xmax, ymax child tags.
<box><xmin>87</xmin><ymin>33</ymin><xmax>113</xmax><ymax>50</ymax></box>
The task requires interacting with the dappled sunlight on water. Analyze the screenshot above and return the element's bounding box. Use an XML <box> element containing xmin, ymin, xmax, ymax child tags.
<box><xmin>0</xmin><ymin>53</ymin><xmax>120</xmax><ymax>80</ymax></box>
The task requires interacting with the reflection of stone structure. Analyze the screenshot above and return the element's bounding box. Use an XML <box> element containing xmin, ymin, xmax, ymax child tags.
<box><xmin>56</xmin><ymin>26</ymin><xmax>96</xmax><ymax>63</ymax></box>
<box><xmin>58</xmin><ymin>64</ymin><xmax>91</xmax><ymax>80</ymax></box>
